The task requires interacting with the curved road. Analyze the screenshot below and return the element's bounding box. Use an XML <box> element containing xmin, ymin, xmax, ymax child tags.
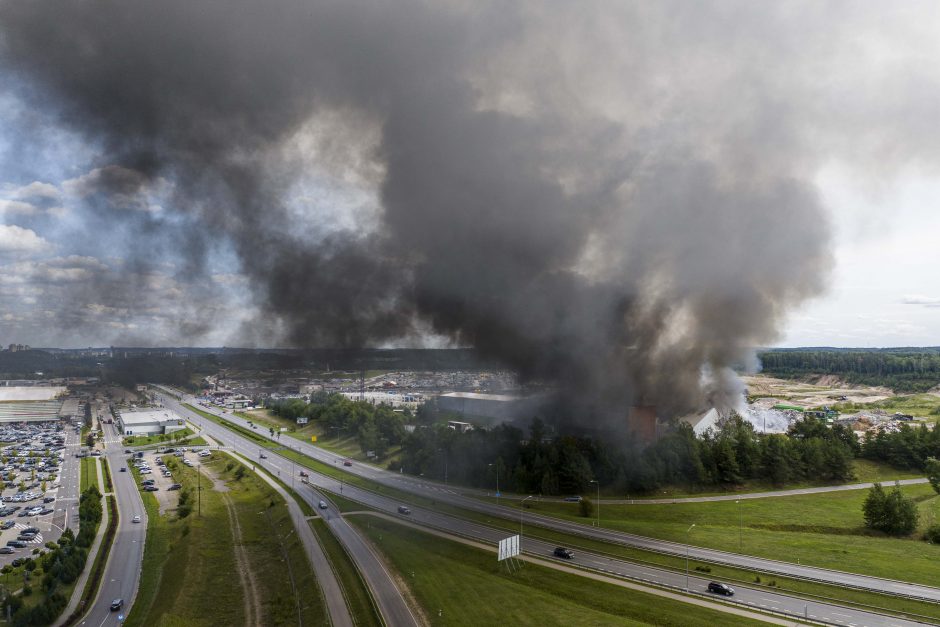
<box><xmin>160</xmin><ymin>397</ymin><xmax>417</xmax><ymax>627</ymax></box>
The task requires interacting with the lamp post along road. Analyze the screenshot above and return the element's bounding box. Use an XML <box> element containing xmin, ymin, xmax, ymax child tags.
<box><xmin>520</xmin><ymin>495</ymin><xmax>534</xmax><ymax>548</ymax></box>
<box><xmin>685</xmin><ymin>523</ymin><xmax>696</xmax><ymax>592</ymax></box>
<box><xmin>590</xmin><ymin>479</ymin><xmax>600</xmax><ymax>527</ymax></box>
<box><xmin>736</xmin><ymin>500</ymin><xmax>742</xmax><ymax>551</ymax></box>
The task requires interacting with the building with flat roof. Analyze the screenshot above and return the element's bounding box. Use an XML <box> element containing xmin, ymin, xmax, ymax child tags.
<box><xmin>436</xmin><ymin>392</ymin><xmax>545</xmax><ymax>423</ymax></box>
<box><xmin>117</xmin><ymin>409</ymin><xmax>186</xmax><ymax>436</ymax></box>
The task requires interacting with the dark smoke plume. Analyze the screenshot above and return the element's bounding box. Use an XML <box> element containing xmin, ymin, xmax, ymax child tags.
<box><xmin>0</xmin><ymin>0</ymin><xmax>837</xmax><ymax>417</ymax></box>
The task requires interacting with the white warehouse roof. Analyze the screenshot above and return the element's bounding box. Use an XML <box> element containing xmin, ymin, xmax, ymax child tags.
<box><xmin>120</xmin><ymin>409</ymin><xmax>183</xmax><ymax>425</ymax></box>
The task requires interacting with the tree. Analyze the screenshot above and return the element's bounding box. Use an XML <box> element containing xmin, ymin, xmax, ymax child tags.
<box><xmin>863</xmin><ymin>482</ymin><xmax>918</xmax><ymax>536</ymax></box>
<box><xmin>926</xmin><ymin>457</ymin><xmax>940</xmax><ymax>494</ymax></box>
<box><xmin>578</xmin><ymin>497</ymin><xmax>594</xmax><ymax>518</ymax></box>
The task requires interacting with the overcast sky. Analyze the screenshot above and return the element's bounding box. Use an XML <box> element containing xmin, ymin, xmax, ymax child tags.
<box><xmin>2</xmin><ymin>1</ymin><xmax>940</xmax><ymax>352</ymax></box>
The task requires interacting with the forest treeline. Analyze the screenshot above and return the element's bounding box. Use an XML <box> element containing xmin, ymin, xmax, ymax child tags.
<box><xmin>266</xmin><ymin>393</ymin><xmax>940</xmax><ymax>494</ymax></box>
<box><xmin>759</xmin><ymin>349</ymin><xmax>940</xmax><ymax>392</ymax></box>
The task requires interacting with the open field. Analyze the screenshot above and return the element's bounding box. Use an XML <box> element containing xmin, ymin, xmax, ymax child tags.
<box><xmin>309</xmin><ymin>518</ymin><xmax>382</xmax><ymax>627</ymax></box>
<box><xmin>349</xmin><ymin>515</ymin><xmax>768</xmax><ymax>626</ymax></box>
<box><xmin>832</xmin><ymin>393</ymin><xmax>940</xmax><ymax>417</ymax></box>
<box><xmin>743</xmin><ymin>375</ymin><xmax>893</xmax><ymax>407</ymax></box>
<box><xmin>125</xmin><ymin>453</ymin><xmax>326</xmax><ymax>626</ymax></box>
<box><xmin>518</xmin><ymin>483</ymin><xmax>940</xmax><ymax>587</ymax></box>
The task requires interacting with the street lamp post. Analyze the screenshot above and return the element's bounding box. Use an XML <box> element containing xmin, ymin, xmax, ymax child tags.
<box><xmin>685</xmin><ymin>523</ymin><xmax>696</xmax><ymax>591</ymax></box>
<box><xmin>589</xmin><ymin>479</ymin><xmax>600</xmax><ymax>527</ymax></box>
<box><xmin>736</xmin><ymin>500</ymin><xmax>742</xmax><ymax>552</ymax></box>
<box><xmin>520</xmin><ymin>495</ymin><xmax>534</xmax><ymax>542</ymax></box>
<box><xmin>488</xmin><ymin>463</ymin><xmax>500</xmax><ymax>507</ymax></box>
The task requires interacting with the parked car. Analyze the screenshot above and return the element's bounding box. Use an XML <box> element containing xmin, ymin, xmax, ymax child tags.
<box><xmin>38</xmin><ymin>508</ymin><xmax>53</xmax><ymax>515</ymax></box>
<box><xmin>0</xmin><ymin>521</ymin><xmax>14</xmax><ymax>530</ymax></box>
<box><xmin>5</xmin><ymin>541</ymin><xmax>26</xmax><ymax>548</ymax></box>
<box><xmin>553</xmin><ymin>547</ymin><xmax>574</xmax><ymax>559</ymax></box>
<box><xmin>397</xmin><ymin>505</ymin><xmax>411</xmax><ymax>515</ymax></box>
<box><xmin>707</xmin><ymin>582</ymin><xmax>735</xmax><ymax>596</ymax></box>
<box><xmin>143</xmin><ymin>486</ymin><xmax>158</xmax><ymax>492</ymax></box>
<box><xmin>43</xmin><ymin>497</ymin><xmax>54</xmax><ymax>503</ymax></box>
<box><xmin>0</xmin><ymin>547</ymin><xmax>14</xmax><ymax>554</ymax></box>
<box><xmin>168</xmin><ymin>484</ymin><xmax>182</xmax><ymax>491</ymax></box>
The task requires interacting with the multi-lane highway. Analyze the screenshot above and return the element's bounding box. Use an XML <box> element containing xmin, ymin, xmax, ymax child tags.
<box><xmin>163</xmin><ymin>397</ymin><xmax>418</xmax><ymax>626</ymax></box>
<box><xmin>160</xmin><ymin>390</ymin><xmax>938</xmax><ymax>627</ymax></box>
<box><xmin>80</xmin><ymin>420</ymin><xmax>147</xmax><ymax>625</ymax></box>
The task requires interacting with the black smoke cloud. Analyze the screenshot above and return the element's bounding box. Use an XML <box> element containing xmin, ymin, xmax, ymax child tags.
<box><xmin>0</xmin><ymin>0</ymin><xmax>837</xmax><ymax>417</ymax></box>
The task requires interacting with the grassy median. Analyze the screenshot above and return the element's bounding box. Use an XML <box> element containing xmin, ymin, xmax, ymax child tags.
<box><xmin>349</xmin><ymin>515</ymin><xmax>768</xmax><ymax>626</ymax></box>
<box><xmin>79</xmin><ymin>457</ymin><xmax>99</xmax><ymax>492</ymax></box>
<box><xmin>125</xmin><ymin>453</ymin><xmax>327</xmax><ymax>626</ymax></box>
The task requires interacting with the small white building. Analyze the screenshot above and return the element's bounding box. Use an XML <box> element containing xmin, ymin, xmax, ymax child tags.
<box><xmin>118</xmin><ymin>409</ymin><xmax>186</xmax><ymax>436</ymax></box>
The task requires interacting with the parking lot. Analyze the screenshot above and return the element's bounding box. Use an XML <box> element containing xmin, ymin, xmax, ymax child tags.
<box><xmin>126</xmin><ymin>447</ymin><xmax>211</xmax><ymax>514</ymax></box>
<box><xmin>0</xmin><ymin>421</ymin><xmax>79</xmax><ymax>565</ymax></box>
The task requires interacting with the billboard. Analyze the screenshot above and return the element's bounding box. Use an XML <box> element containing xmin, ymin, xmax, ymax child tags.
<box><xmin>497</xmin><ymin>535</ymin><xmax>520</xmax><ymax>561</ymax></box>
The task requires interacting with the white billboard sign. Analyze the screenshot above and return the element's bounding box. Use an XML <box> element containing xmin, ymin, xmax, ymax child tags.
<box><xmin>497</xmin><ymin>534</ymin><xmax>520</xmax><ymax>561</ymax></box>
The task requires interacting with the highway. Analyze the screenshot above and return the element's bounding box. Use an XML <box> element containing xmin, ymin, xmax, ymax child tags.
<box><xmin>80</xmin><ymin>420</ymin><xmax>147</xmax><ymax>625</ymax></box>
<box><xmin>169</xmin><ymin>400</ymin><xmax>418</xmax><ymax>626</ymax></box>
<box><xmin>160</xmin><ymin>391</ymin><xmax>937</xmax><ymax>627</ymax></box>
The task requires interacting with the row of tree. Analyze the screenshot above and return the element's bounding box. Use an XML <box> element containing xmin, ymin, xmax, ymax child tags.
<box><xmin>1</xmin><ymin>485</ymin><xmax>102</xmax><ymax>626</ymax></box>
<box><xmin>860</xmin><ymin>422</ymin><xmax>940</xmax><ymax>470</ymax></box>
<box><xmin>759</xmin><ymin>349</ymin><xmax>940</xmax><ymax>392</ymax></box>
<box><xmin>394</xmin><ymin>414</ymin><xmax>860</xmax><ymax>495</ymax></box>
<box><xmin>268</xmin><ymin>394</ymin><xmax>409</xmax><ymax>458</ymax></box>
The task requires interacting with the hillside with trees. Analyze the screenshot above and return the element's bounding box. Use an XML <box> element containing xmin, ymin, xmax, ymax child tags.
<box><xmin>759</xmin><ymin>348</ymin><xmax>940</xmax><ymax>392</ymax></box>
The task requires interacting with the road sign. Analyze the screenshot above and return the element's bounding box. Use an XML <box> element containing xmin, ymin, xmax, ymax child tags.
<box><xmin>310</xmin><ymin>435</ymin><xmax>317</xmax><ymax>442</ymax></box>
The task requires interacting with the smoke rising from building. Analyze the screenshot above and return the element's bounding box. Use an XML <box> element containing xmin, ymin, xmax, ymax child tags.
<box><xmin>0</xmin><ymin>0</ymin><xmax>862</xmax><ymax>417</ymax></box>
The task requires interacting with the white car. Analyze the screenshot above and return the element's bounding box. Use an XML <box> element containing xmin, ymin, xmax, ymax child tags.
<box><xmin>132</xmin><ymin>515</ymin><xmax>141</xmax><ymax>523</ymax></box>
<box><xmin>139</xmin><ymin>469</ymin><xmax>151</xmax><ymax>475</ymax></box>
<box><xmin>198</xmin><ymin>451</ymin><xmax>210</xmax><ymax>457</ymax></box>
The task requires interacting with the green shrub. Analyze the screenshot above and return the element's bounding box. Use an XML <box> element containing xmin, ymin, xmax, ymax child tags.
<box><xmin>925</xmin><ymin>523</ymin><xmax>940</xmax><ymax>544</ymax></box>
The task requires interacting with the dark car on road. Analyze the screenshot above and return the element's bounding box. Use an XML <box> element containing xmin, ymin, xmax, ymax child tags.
<box><xmin>43</xmin><ymin>497</ymin><xmax>54</xmax><ymax>503</ymax></box>
<box><xmin>168</xmin><ymin>484</ymin><xmax>182</xmax><ymax>490</ymax></box>
<box><xmin>0</xmin><ymin>521</ymin><xmax>13</xmax><ymax>530</ymax></box>
<box><xmin>397</xmin><ymin>505</ymin><xmax>411</xmax><ymax>515</ymax></box>
<box><xmin>553</xmin><ymin>547</ymin><xmax>574</xmax><ymax>559</ymax></box>
<box><xmin>38</xmin><ymin>508</ymin><xmax>53</xmax><ymax>515</ymax></box>
<box><xmin>110</xmin><ymin>599</ymin><xmax>124</xmax><ymax>611</ymax></box>
<box><xmin>6</xmin><ymin>541</ymin><xmax>26</xmax><ymax>548</ymax></box>
<box><xmin>707</xmin><ymin>582</ymin><xmax>735</xmax><ymax>596</ymax></box>
<box><xmin>343</xmin><ymin>460</ymin><xmax>353</xmax><ymax>467</ymax></box>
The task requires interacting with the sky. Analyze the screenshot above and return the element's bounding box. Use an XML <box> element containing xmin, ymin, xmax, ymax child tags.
<box><xmin>2</xmin><ymin>1</ymin><xmax>940</xmax><ymax>354</ymax></box>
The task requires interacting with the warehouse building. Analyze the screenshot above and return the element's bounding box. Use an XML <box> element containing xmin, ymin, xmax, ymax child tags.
<box><xmin>117</xmin><ymin>409</ymin><xmax>186</xmax><ymax>436</ymax></box>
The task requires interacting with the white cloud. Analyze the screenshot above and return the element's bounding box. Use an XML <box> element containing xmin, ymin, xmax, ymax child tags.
<box><xmin>0</xmin><ymin>199</ymin><xmax>39</xmax><ymax>216</ymax></box>
<box><xmin>0</xmin><ymin>224</ymin><xmax>51</xmax><ymax>255</ymax></box>
<box><xmin>11</xmin><ymin>181</ymin><xmax>61</xmax><ymax>201</ymax></box>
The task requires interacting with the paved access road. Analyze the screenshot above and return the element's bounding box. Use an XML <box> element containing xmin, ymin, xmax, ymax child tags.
<box><xmin>160</xmin><ymin>397</ymin><xmax>418</xmax><ymax>627</ymax></box>
<box><xmin>157</xmin><ymin>392</ymin><xmax>940</xmax><ymax>627</ymax></box>
<box><xmin>81</xmin><ymin>420</ymin><xmax>147</xmax><ymax>626</ymax></box>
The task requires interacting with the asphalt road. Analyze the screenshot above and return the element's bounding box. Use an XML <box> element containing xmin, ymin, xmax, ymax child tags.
<box><xmin>80</xmin><ymin>420</ymin><xmax>147</xmax><ymax>626</ymax></box>
<box><xmin>158</xmin><ymin>392</ymin><xmax>940</xmax><ymax>625</ymax></box>
<box><xmin>160</xmin><ymin>397</ymin><xmax>418</xmax><ymax>627</ymax></box>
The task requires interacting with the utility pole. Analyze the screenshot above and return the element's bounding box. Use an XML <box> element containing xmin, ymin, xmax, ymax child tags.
<box><xmin>197</xmin><ymin>463</ymin><xmax>202</xmax><ymax>517</ymax></box>
<box><xmin>685</xmin><ymin>523</ymin><xmax>696</xmax><ymax>592</ymax></box>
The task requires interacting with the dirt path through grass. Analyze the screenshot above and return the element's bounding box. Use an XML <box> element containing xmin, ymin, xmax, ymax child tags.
<box><xmin>223</xmin><ymin>491</ymin><xmax>262</xmax><ymax>625</ymax></box>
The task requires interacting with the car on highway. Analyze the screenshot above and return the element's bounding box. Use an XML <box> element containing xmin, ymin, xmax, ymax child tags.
<box><xmin>553</xmin><ymin>547</ymin><xmax>574</xmax><ymax>559</ymax></box>
<box><xmin>397</xmin><ymin>505</ymin><xmax>411</xmax><ymax>515</ymax></box>
<box><xmin>707</xmin><ymin>582</ymin><xmax>734</xmax><ymax>596</ymax></box>
<box><xmin>120</xmin><ymin>467</ymin><xmax>126</xmax><ymax>472</ymax></box>
<box><xmin>343</xmin><ymin>460</ymin><xmax>352</xmax><ymax>467</ymax></box>
<box><xmin>562</xmin><ymin>496</ymin><xmax>582</xmax><ymax>503</ymax></box>
<box><xmin>132</xmin><ymin>515</ymin><xmax>141</xmax><ymax>523</ymax></box>
<box><xmin>259</xmin><ymin>454</ymin><xmax>267</xmax><ymax>459</ymax></box>
<box><xmin>110</xmin><ymin>599</ymin><xmax>124</xmax><ymax>612</ymax></box>
<box><xmin>318</xmin><ymin>500</ymin><xmax>328</xmax><ymax>510</ymax></box>
<box><xmin>299</xmin><ymin>471</ymin><xmax>309</xmax><ymax>478</ymax></box>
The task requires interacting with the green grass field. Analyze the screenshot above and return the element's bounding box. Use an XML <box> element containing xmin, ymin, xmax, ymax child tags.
<box><xmin>309</xmin><ymin>518</ymin><xmax>382</xmax><ymax>627</ymax></box>
<box><xmin>519</xmin><ymin>483</ymin><xmax>940</xmax><ymax>587</ymax></box>
<box><xmin>123</xmin><ymin>428</ymin><xmax>193</xmax><ymax>447</ymax></box>
<box><xmin>833</xmin><ymin>394</ymin><xmax>940</xmax><ymax>417</ymax></box>
<box><xmin>348</xmin><ymin>515</ymin><xmax>768</xmax><ymax>626</ymax></box>
<box><xmin>193</xmin><ymin>406</ymin><xmax>940</xmax><ymax>621</ymax></box>
<box><xmin>124</xmin><ymin>453</ymin><xmax>327</xmax><ymax>626</ymax></box>
<box><xmin>79</xmin><ymin>457</ymin><xmax>99</xmax><ymax>492</ymax></box>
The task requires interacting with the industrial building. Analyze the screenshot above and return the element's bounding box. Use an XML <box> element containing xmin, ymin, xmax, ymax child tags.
<box><xmin>0</xmin><ymin>385</ymin><xmax>67</xmax><ymax>422</ymax></box>
<box><xmin>117</xmin><ymin>409</ymin><xmax>186</xmax><ymax>436</ymax></box>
